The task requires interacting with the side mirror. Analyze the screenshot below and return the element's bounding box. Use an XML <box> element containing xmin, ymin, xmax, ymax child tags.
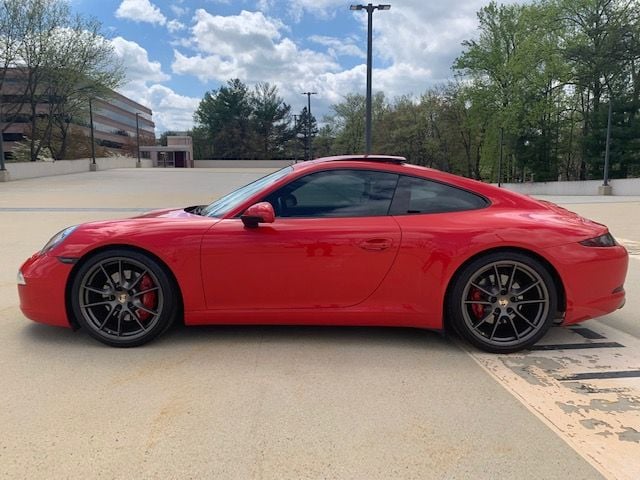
<box><xmin>241</xmin><ymin>202</ymin><xmax>275</xmax><ymax>228</ymax></box>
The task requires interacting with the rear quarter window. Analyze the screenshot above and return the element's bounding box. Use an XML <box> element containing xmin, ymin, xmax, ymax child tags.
<box><xmin>389</xmin><ymin>175</ymin><xmax>488</xmax><ymax>215</ymax></box>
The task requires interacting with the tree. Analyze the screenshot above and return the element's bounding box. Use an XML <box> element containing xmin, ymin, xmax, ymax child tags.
<box><xmin>295</xmin><ymin>106</ymin><xmax>317</xmax><ymax>160</ymax></box>
<box><xmin>250</xmin><ymin>83</ymin><xmax>292</xmax><ymax>159</ymax></box>
<box><xmin>44</xmin><ymin>19</ymin><xmax>123</xmax><ymax>159</ymax></box>
<box><xmin>0</xmin><ymin>0</ymin><xmax>123</xmax><ymax>161</ymax></box>
<box><xmin>559</xmin><ymin>0</ymin><xmax>640</xmax><ymax>178</ymax></box>
<box><xmin>194</xmin><ymin>78</ymin><xmax>253</xmax><ymax>159</ymax></box>
<box><xmin>455</xmin><ymin>1</ymin><xmax>573</xmax><ymax>181</ymax></box>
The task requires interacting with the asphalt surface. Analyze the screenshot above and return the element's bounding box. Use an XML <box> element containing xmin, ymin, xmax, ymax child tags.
<box><xmin>1</xmin><ymin>168</ymin><xmax>639</xmax><ymax>479</ymax></box>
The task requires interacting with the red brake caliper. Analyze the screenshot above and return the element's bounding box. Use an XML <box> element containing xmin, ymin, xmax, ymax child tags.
<box><xmin>470</xmin><ymin>288</ymin><xmax>485</xmax><ymax>319</ymax></box>
<box><xmin>137</xmin><ymin>275</ymin><xmax>157</xmax><ymax>321</ymax></box>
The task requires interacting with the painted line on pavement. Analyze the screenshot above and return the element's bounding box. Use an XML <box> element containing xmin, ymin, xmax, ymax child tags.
<box><xmin>570</xmin><ymin>327</ymin><xmax>607</xmax><ymax>340</ymax></box>
<box><xmin>462</xmin><ymin>321</ymin><xmax>640</xmax><ymax>480</ymax></box>
<box><xmin>0</xmin><ymin>207</ymin><xmax>155</xmax><ymax>212</ymax></box>
<box><xmin>560</xmin><ymin>370</ymin><xmax>640</xmax><ymax>381</ymax></box>
<box><xmin>529</xmin><ymin>341</ymin><xmax>624</xmax><ymax>351</ymax></box>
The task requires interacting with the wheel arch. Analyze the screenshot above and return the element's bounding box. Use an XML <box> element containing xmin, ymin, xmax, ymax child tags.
<box><xmin>65</xmin><ymin>244</ymin><xmax>185</xmax><ymax>330</ymax></box>
<box><xmin>442</xmin><ymin>246</ymin><xmax>566</xmax><ymax>332</ymax></box>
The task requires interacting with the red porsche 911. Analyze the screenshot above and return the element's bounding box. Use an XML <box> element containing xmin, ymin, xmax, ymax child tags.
<box><xmin>18</xmin><ymin>155</ymin><xmax>628</xmax><ymax>352</ymax></box>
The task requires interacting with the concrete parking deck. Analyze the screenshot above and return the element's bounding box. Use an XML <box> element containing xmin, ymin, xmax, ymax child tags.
<box><xmin>1</xmin><ymin>169</ymin><xmax>638</xmax><ymax>479</ymax></box>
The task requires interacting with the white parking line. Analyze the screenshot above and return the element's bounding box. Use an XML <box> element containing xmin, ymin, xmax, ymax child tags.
<box><xmin>462</xmin><ymin>322</ymin><xmax>640</xmax><ymax>480</ymax></box>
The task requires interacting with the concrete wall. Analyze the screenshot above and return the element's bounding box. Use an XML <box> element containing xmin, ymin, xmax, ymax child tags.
<box><xmin>3</xmin><ymin>157</ymin><xmax>153</xmax><ymax>181</ymax></box>
<box><xmin>195</xmin><ymin>159</ymin><xmax>294</xmax><ymax>169</ymax></box>
<box><xmin>498</xmin><ymin>178</ymin><xmax>640</xmax><ymax>196</ymax></box>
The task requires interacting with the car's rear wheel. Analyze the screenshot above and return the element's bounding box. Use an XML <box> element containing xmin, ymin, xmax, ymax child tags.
<box><xmin>71</xmin><ymin>249</ymin><xmax>177</xmax><ymax>347</ymax></box>
<box><xmin>448</xmin><ymin>252</ymin><xmax>557</xmax><ymax>353</ymax></box>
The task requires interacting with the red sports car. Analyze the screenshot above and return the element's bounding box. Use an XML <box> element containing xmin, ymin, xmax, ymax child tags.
<box><xmin>18</xmin><ymin>155</ymin><xmax>628</xmax><ymax>352</ymax></box>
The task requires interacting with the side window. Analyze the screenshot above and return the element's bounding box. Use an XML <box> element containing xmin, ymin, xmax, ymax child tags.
<box><xmin>389</xmin><ymin>175</ymin><xmax>488</xmax><ymax>215</ymax></box>
<box><xmin>264</xmin><ymin>169</ymin><xmax>399</xmax><ymax>218</ymax></box>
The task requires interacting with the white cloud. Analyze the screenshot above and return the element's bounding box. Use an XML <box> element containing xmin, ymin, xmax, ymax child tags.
<box><xmin>111</xmin><ymin>37</ymin><xmax>198</xmax><ymax>132</ymax></box>
<box><xmin>189</xmin><ymin>9</ymin><xmax>284</xmax><ymax>57</ymax></box>
<box><xmin>371</xmin><ymin>1</ymin><xmax>486</xmax><ymax>83</ymax></box>
<box><xmin>142</xmin><ymin>85</ymin><xmax>201</xmax><ymax>132</ymax></box>
<box><xmin>170</xmin><ymin>7</ymin><xmax>433</xmax><ymax>118</ymax></box>
<box><xmin>111</xmin><ymin>36</ymin><xmax>170</xmax><ymax>84</ymax></box>
<box><xmin>171</xmin><ymin>9</ymin><xmax>339</xmax><ymax>92</ymax></box>
<box><xmin>115</xmin><ymin>0</ymin><xmax>166</xmax><ymax>26</ymax></box>
<box><xmin>287</xmin><ymin>0</ymin><xmax>344</xmax><ymax>22</ymax></box>
<box><xmin>170</xmin><ymin>5</ymin><xmax>189</xmax><ymax>17</ymax></box>
<box><xmin>166</xmin><ymin>1</ymin><xmax>495</xmax><ymax>122</ymax></box>
<box><xmin>167</xmin><ymin>19</ymin><xmax>186</xmax><ymax>33</ymax></box>
<box><xmin>309</xmin><ymin>35</ymin><xmax>365</xmax><ymax>59</ymax></box>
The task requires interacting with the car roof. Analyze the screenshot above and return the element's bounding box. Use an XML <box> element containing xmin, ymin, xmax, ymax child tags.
<box><xmin>289</xmin><ymin>155</ymin><xmax>547</xmax><ymax>211</ymax></box>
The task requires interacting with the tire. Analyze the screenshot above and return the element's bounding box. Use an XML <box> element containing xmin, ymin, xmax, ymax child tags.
<box><xmin>447</xmin><ymin>252</ymin><xmax>558</xmax><ymax>353</ymax></box>
<box><xmin>70</xmin><ymin>249</ymin><xmax>178</xmax><ymax>347</ymax></box>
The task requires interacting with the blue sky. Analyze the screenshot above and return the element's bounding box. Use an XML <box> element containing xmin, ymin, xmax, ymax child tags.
<box><xmin>69</xmin><ymin>0</ymin><xmax>487</xmax><ymax>132</ymax></box>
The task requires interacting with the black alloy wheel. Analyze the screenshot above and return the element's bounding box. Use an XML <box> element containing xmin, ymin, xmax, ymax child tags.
<box><xmin>71</xmin><ymin>249</ymin><xmax>177</xmax><ymax>347</ymax></box>
<box><xmin>448</xmin><ymin>252</ymin><xmax>558</xmax><ymax>353</ymax></box>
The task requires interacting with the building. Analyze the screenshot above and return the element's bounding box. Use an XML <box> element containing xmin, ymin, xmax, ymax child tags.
<box><xmin>88</xmin><ymin>93</ymin><xmax>155</xmax><ymax>151</ymax></box>
<box><xmin>140</xmin><ymin>135</ymin><xmax>194</xmax><ymax>168</ymax></box>
<box><xmin>1</xmin><ymin>69</ymin><xmax>155</xmax><ymax>160</ymax></box>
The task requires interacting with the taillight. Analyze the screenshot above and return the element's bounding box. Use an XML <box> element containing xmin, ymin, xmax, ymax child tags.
<box><xmin>579</xmin><ymin>233</ymin><xmax>617</xmax><ymax>247</ymax></box>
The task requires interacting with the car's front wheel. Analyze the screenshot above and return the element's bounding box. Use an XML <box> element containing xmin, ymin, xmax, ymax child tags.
<box><xmin>448</xmin><ymin>252</ymin><xmax>558</xmax><ymax>353</ymax></box>
<box><xmin>71</xmin><ymin>249</ymin><xmax>177</xmax><ymax>347</ymax></box>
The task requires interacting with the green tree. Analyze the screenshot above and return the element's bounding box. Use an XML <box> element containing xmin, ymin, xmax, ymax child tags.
<box><xmin>559</xmin><ymin>0</ymin><xmax>640</xmax><ymax>178</ymax></box>
<box><xmin>455</xmin><ymin>1</ymin><xmax>572</xmax><ymax>181</ymax></box>
<box><xmin>296</xmin><ymin>106</ymin><xmax>317</xmax><ymax>160</ymax></box>
<box><xmin>0</xmin><ymin>0</ymin><xmax>123</xmax><ymax>161</ymax></box>
<box><xmin>194</xmin><ymin>78</ymin><xmax>253</xmax><ymax>159</ymax></box>
<box><xmin>250</xmin><ymin>82</ymin><xmax>291</xmax><ymax>159</ymax></box>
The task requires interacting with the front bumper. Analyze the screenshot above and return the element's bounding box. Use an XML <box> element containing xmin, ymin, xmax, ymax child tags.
<box><xmin>18</xmin><ymin>252</ymin><xmax>74</xmax><ymax>328</ymax></box>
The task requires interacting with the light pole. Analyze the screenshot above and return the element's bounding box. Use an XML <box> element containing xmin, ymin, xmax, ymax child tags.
<box><xmin>89</xmin><ymin>98</ymin><xmax>97</xmax><ymax>171</ymax></box>
<box><xmin>135</xmin><ymin>113</ymin><xmax>141</xmax><ymax>168</ymax></box>
<box><xmin>498</xmin><ymin>127</ymin><xmax>504</xmax><ymax>187</ymax></box>
<box><xmin>603</xmin><ymin>98</ymin><xmax>613</xmax><ymax>188</ymax></box>
<box><xmin>293</xmin><ymin>114</ymin><xmax>299</xmax><ymax>163</ymax></box>
<box><xmin>0</xmin><ymin>102</ymin><xmax>6</xmax><ymax>176</ymax></box>
<box><xmin>350</xmin><ymin>3</ymin><xmax>390</xmax><ymax>155</ymax></box>
<box><xmin>301</xmin><ymin>91</ymin><xmax>317</xmax><ymax>160</ymax></box>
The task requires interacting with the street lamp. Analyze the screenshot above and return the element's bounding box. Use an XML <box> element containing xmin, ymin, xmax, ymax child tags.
<box><xmin>0</xmin><ymin>99</ymin><xmax>6</xmax><ymax>174</ymax></box>
<box><xmin>135</xmin><ymin>113</ymin><xmax>141</xmax><ymax>168</ymax></box>
<box><xmin>603</xmin><ymin>97</ymin><xmax>613</xmax><ymax>190</ymax></box>
<box><xmin>350</xmin><ymin>3</ymin><xmax>390</xmax><ymax>154</ymax></box>
<box><xmin>301</xmin><ymin>91</ymin><xmax>317</xmax><ymax>160</ymax></box>
<box><xmin>293</xmin><ymin>114</ymin><xmax>299</xmax><ymax>163</ymax></box>
<box><xmin>498</xmin><ymin>127</ymin><xmax>504</xmax><ymax>187</ymax></box>
<box><xmin>89</xmin><ymin>98</ymin><xmax>97</xmax><ymax>171</ymax></box>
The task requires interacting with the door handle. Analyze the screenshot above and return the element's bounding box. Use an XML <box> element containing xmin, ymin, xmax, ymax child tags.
<box><xmin>359</xmin><ymin>238</ymin><xmax>393</xmax><ymax>251</ymax></box>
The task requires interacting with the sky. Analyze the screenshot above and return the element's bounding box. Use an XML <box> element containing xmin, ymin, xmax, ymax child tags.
<box><xmin>69</xmin><ymin>0</ymin><xmax>488</xmax><ymax>133</ymax></box>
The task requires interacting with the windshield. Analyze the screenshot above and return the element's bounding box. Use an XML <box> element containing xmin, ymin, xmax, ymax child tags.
<box><xmin>201</xmin><ymin>166</ymin><xmax>293</xmax><ymax>218</ymax></box>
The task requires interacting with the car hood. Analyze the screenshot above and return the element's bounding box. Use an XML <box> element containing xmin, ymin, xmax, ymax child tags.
<box><xmin>51</xmin><ymin>208</ymin><xmax>218</xmax><ymax>258</ymax></box>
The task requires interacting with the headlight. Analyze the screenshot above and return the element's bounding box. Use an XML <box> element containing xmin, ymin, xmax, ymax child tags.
<box><xmin>17</xmin><ymin>270</ymin><xmax>26</xmax><ymax>285</ymax></box>
<box><xmin>41</xmin><ymin>226</ymin><xmax>77</xmax><ymax>253</ymax></box>
<box><xmin>579</xmin><ymin>232</ymin><xmax>617</xmax><ymax>247</ymax></box>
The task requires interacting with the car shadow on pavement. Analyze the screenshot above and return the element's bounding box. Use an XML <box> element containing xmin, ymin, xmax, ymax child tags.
<box><xmin>22</xmin><ymin>321</ymin><xmax>457</xmax><ymax>352</ymax></box>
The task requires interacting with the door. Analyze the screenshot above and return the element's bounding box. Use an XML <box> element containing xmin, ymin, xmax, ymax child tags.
<box><xmin>201</xmin><ymin>169</ymin><xmax>401</xmax><ymax>310</ymax></box>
